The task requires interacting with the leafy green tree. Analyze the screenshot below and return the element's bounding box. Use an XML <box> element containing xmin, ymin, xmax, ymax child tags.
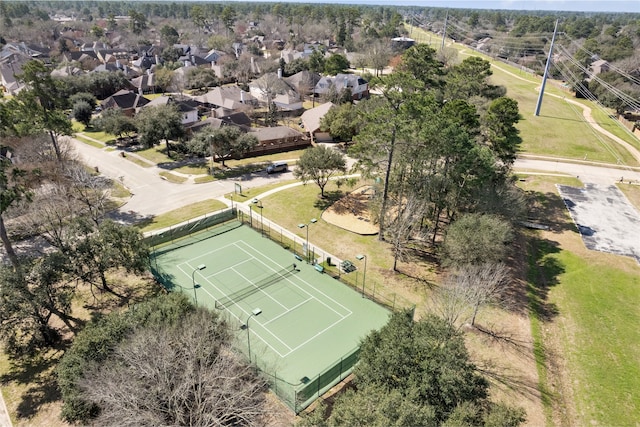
<box><xmin>161</xmin><ymin>46</ymin><xmax>182</xmax><ymax>63</ymax></box>
<box><xmin>320</xmin><ymin>102</ymin><xmax>360</xmax><ymax>142</ymax></box>
<box><xmin>185</xmin><ymin>67</ymin><xmax>219</xmax><ymax>91</ymax></box>
<box><xmin>69</xmin><ymin>92</ymin><xmax>97</xmax><ymax>110</ymax></box>
<box><xmin>93</xmin><ymin>109</ymin><xmax>137</xmax><ymax>139</ymax></box>
<box><xmin>303</xmin><ymin>310</ymin><xmax>524</xmax><ymax>425</ymax></box>
<box><xmin>0</xmin><ymin>253</ymin><xmax>78</xmax><ymax>356</ymax></box>
<box><xmin>444</xmin><ymin>56</ymin><xmax>494</xmax><ymax>101</ymax></box>
<box><xmin>190</xmin><ymin>5</ymin><xmax>207</xmax><ymax>30</ymax></box>
<box><xmin>293</xmin><ymin>145</ymin><xmax>347</xmax><ymax>198</ymax></box>
<box><xmin>326</xmin><ymin>385</ymin><xmax>437</xmax><ymax>426</ymax></box>
<box><xmin>397</xmin><ymin>44</ymin><xmax>444</xmax><ymax>88</ymax></box>
<box><xmin>90</xmin><ymin>25</ymin><xmax>104</xmax><ymax>38</ymax></box>
<box><xmin>442</xmin><ymin>213</ymin><xmax>513</xmax><ymax>267</ymax></box>
<box><xmin>64</xmin><ymin>219</ymin><xmax>149</xmax><ymax>296</ymax></box>
<box><xmin>220</xmin><ymin>5</ymin><xmax>236</xmax><ymax>36</ymax></box>
<box><xmin>187</xmin><ymin>126</ymin><xmax>258</xmax><ymax>168</ymax></box>
<box><xmin>324</xmin><ymin>53</ymin><xmax>350</xmax><ymax>75</ymax></box>
<box><xmin>308</xmin><ymin>48</ymin><xmax>326</xmax><ymax>74</ymax></box>
<box><xmin>0</xmin><ymin>151</ymin><xmax>38</xmax><ymax>269</ymax></box>
<box><xmin>160</xmin><ymin>24</ymin><xmax>179</xmax><ymax>45</ymax></box>
<box><xmin>135</xmin><ymin>104</ymin><xmax>184</xmax><ymax>158</ymax></box>
<box><xmin>128</xmin><ymin>10</ymin><xmax>147</xmax><ymax>35</ymax></box>
<box><xmin>351</xmin><ymin>73</ymin><xmax>424</xmax><ymax>240</ymax></box>
<box><xmin>72</xmin><ymin>101</ymin><xmax>92</xmax><ymax>127</ymax></box>
<box><xmin>14</xmin><ymin>60</ymin><xmax>72</xmax><ymax>161</ymax></box>
<box><xmin>483</xmin><ymin>97</ymin><xmax>521</xmax><ymax>168</ymax></box>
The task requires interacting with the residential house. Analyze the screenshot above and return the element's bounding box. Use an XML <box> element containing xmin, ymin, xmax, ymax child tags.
<box><xmin>391</xmin><ymin>36</ymin><xmax>416</xmax><ymax>51</ymax></box>
<box><xmin>131</xmin><ymin>73</ymin><xmax>157</xmax><ymax>94</ymax></box>
<box><xmin>192</xmin><ymin>86</ymin><xmax>256</xmax><ymax>117</ymax></box>
<box><xmin>285</xmin><ymin>70</ymin><xmax>322</xmax><ymax>99</ymax></box>
<box><xmin>101</xmin><ymin>89</ymin><xmax>150</xmax><ymax>116</ymax></box>
<box><xmin>0</xmin><ymin>42</ymin><xmax>49</xmax><ymax>94</ymax></box>
<box><xmin>247</xmin><ymin>126</ymin><xmax>309</xmax><ymax>156</ymax></box>
<box><xmin>589</xmin><ymin>59</ymin><xmax>610</xmax><ymax>77</ymax></box>
<box><xmin>314</xmin><ymin>73</ymin><xmax>369</xmax><ymax>101</ymax></box>
<box><xmin>143</xmin><ymin>95</ymin><xmax>199</xmax><ymax>125</ymax></box>
<box><xmin>300</xmin><ymin>102</ymin><xmax>335</xmax><ymax>143</ymax></box>
<box><xmin>249</xmin><ymin>72</ymin><xmax>302</xmax><ymax>111</ymax></box>
<box><xmin>186</xmin><ymin>112</ymin><xmax>252</xmax><ymax>135</ymax></box>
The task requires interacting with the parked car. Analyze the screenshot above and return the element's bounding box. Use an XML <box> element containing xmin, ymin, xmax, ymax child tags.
<box><xmin>266</xmin><ymin>162</ymin><xmax>288</xmax><ymax>174</ymax></box>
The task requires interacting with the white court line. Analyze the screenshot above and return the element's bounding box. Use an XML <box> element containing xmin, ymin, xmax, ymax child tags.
<box><xmin>175</xmin><ymin>239</ymin><xmax>355</xmax><ymax>358</ymax></box>
<box><xmin>233</xmin><ymin>240</ymin><xmax>355</xmax><ymax>357</ymax></box>
<box><xmin>177</xmin><ymin>256</ymin><xmax>294</xmax><ymax>357</ymax></box>
<box><xmin>234</xmin><ymin>240</ymin><xmax>353</xmax><ymax>317</ymax></box>
<box><xmin>263</xmin><ymin>297</ymin><xmax>314</xmax><ymax>326</ymax></box>
<box><xmin>231</xmin><ymin>267</ymin><xmax>290</xmax><ymax>310</ymax></box>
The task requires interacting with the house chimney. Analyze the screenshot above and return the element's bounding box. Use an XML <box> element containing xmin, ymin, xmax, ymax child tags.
<box><xmin>240</xmin><ymin>90</ymin><xmax>244</xmax><ymax>103</ymax></box>
<box><xmin>277</xmin><ymin>68</ymin><xmax>282</xmax><ymax>79</ymax></box>
<box><xmin>116</xmin><ymin>59</ymin><xmax>121</xmax><ymax>69</ymax></box>
<box><xmin>155</xmin><ymin>54</ymin><xmax>160</xmax><ymax>65</ymax></box>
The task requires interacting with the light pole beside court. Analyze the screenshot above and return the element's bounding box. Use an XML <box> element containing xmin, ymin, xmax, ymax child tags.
<box><xmin>191</xmin><ymin>264</ymin><xmax>206</xmax><ymax>305</ymax></box>
<box><xmin>297</xmin><ymin>218</ymin><xmax>317</xmax><ymax>263</ymax></box>
<box><xmin>253</xmin><ymin>199</ymin><xmax>264</xmax><ymax>237</ymax></box>
<box><xmin>242</xmin><ymin>308</ymin><xmax>262</xmax><ymax>364</ymax></box>
<box><xmin>356</xmin><ymin>254</ymin><xmax>367</xmax><ymax>297</ymax></box>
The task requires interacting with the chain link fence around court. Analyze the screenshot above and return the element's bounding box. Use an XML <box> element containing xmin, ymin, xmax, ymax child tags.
<box><xmin>145</xmin><ymin>206</ymin><xmax>413</xmax><ymax>413</ymax></box>
<box><xmin>236</xmin><ymin>209</ymin><xmax>414</xmax><ymax>313</ymax></box>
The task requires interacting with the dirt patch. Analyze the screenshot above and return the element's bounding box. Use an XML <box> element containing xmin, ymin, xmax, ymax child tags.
<box><xmin>321</xmin><ymin>186</ymin><xmax>379</xmax><ymax>235</ymax></box>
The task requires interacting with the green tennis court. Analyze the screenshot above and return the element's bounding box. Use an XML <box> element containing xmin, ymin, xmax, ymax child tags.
<box><xmin>149</xmin><ymin>221</ymin><xmax>391</xmax><ymax>412</ymax></box>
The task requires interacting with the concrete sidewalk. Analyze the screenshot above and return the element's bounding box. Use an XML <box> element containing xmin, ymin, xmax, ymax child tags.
<box><xmin>0</xmin><ymin>387</ymin><xmax>11</xmax><ymax>427</ymax></box>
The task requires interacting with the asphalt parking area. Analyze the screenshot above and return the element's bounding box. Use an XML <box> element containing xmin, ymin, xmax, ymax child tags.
<box><xmin>557</xmin><ymin>184</ymin><xmax>640</xmax><ymax>263</ymax></box>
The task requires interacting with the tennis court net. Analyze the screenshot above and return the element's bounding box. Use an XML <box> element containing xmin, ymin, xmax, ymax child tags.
<box><xmin>215</xmin><ymin>264</ymin><xmax>297</xmax><ymax>309</ymax></box>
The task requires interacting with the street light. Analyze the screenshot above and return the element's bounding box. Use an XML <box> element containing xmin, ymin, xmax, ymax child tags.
<box><xmin>356</xmin><ymin>254</ymin><xmax>367</xmax><ymax>297</ymax></box>
<box><xmin>253</xmin><ymin>199</ymin><xmax>264</xmax><ymax>237</ymax></box>
<box><xmin>242</xmin><ymin>308</ymin><xmax>262</xmax><ymax>364</ymax></box>
<box><xmin>191</xmin><ymin>264</ymin><xmax>206</xmax><ymax>305</ymax></box>
<box><xmin>297</xmin><ymin>218</ymin><xmax>317</xmax><ymax>263</ymax></box>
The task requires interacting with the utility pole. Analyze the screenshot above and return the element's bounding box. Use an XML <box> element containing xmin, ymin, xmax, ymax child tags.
<box><xmin>441</xmin><ymin>11</ymin><xmax>448</xmax><ymax>50</ymax></box>
<box><xmin>535</xmin><ymin>19</ymin><xmax>559</xmax><ymax>116</ymax></box>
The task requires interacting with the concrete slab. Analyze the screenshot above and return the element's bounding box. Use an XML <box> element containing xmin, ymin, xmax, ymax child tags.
<box><xmin>557</xmin><ymin>183</ymin><xmax>640</xmax><ymax>263</ymax></box>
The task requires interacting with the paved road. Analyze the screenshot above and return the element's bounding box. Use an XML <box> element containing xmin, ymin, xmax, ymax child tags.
<box><xmin>515</xmin><ymin>156</ymin><xmax>640</xmax><ymax>186</ymax></box>
<box><xmin>69</xmin><ymin>138</ymin><xmax>297</xmax><ymax>219</ymax></box>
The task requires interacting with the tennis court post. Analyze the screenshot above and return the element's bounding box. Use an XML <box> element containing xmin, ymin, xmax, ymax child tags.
<box><xmin>191</xmin><ymin>264</ymin><xmax>206</xmax><ymax>305</ymax></box>
<box><xmin>243</xmin><ymin>308</ymin><xmax>262</xmax><ymax>364</ymax></box>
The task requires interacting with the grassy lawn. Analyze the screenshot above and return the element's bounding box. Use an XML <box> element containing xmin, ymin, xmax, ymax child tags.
<box><xmin>255</xmin><ymin>179</ymin><xmax>432</xmax><ymax>308</ymax></box>
<box><xmin>124</xmin><ymin>155</ymin><xmax>153</xmax><ymax>168</ymax></box>
<box><xmin>413</xmin><ymin>27</ymin><xmax>640</xmax><ymax>166</ymax></box>
<box><xmin>138</xmin><ymin>199</ymin><xmax>228</xmax><ymax>232</ymax></box>
<box><xmin>618</xmin><ymin>183</ymin><xmax>640</xmax><ymax>210</ymax></box>
<box><xmin>520</xmin><ymin>175</ymin><xmax>640</xmax><ymax>426</ymax></box>
<box><xmin>73</xmin><ymin>134</ymin><xmax>104</xmax><ymax>148</ymax></box>
<box><xmin>551</xmin><ymin>251</ymin><xmax>640</xmax><ymax>426</ymax></box>
<box><xmin>134</xmin><ymin>145</ymin><xmax>173</xmax><ymax>164</ymax></box>
<box><xmin>159</xmin><ymin>171</ymin><xmax>187</xmax><ymax>183</ymax></box>
<box><xmin>488</xmin><ymin>66</ymin><xmax>639</xmax><ymax>166</ymax></box>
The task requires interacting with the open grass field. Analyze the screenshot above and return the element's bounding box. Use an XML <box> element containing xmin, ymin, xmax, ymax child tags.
<box><xmin>519</xmin><ymin>175</ymin><xmax>640</xmax><ymax>426</ymax></box>
<box><xmin>409</xmin><ymin>25</ymin><xmax>640</xmax><ymax>167</ymax></box>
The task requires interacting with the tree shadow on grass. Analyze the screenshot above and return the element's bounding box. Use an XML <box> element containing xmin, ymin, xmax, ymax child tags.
<box><xmin>313</xmin><ymin>190</ymin><xmax>344</xmax><ymax>211</ymax></box>
<box><xmin>526</xmin><ymin>236</ymin><xmax>563</xmax><ymax>322</ymax></box>
<box><xmin>0</xmin><ymin>350</ymin><xmax>64</xmax><ymax>420</ymax></box>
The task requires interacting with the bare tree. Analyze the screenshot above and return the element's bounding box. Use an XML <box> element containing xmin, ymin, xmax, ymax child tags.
<box><xmin>79</xmin><ymin>309</ymin><xmax>269</xmax><ymax>427</ymax></box>
<box><xmin>385</xmin><ymin>196</ymin><xmax>428</xmax><ymax>271</ymax></box>
<box><xmin>435</xmin><ymin>263</ymin><xmax>510</xmax><ymax>328</ymax></box>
